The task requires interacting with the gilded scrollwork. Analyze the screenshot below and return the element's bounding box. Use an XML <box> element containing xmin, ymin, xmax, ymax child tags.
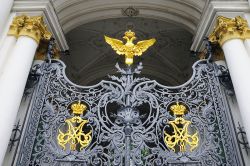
<box><xmin>8</xmin><ymin>15</ymin><xmax>52</xmax><ymax>43</ymax></box>
<box><xmin>7</xmin><ymin>15</ymin><xmax>27</xmax><ymax>37</ymax></box>
<box><xmin>57</xmin><ymin>102</ymin><xmax>92</xmax><ymax>151</ymax></box>
<box><xmin>57</xmin><ymin>117</ymin><xmax>92</xmax><ymax>151</ymax></box>
<box><xmin>164</xmin><ymin>103</ymin><xmax>199</xmax><ymax>152</ymax></box>
<box><xmin>209</xmin><ymin>16</ymin><xmax>250</xmax><ymax>46</ymax></box>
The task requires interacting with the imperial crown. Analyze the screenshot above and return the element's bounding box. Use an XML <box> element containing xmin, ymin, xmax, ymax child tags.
<box><xmin>124</xmin><ymin>30</ymin><xmax>136</xmax><ymax>38</ymax></box>
<box><xmin>71</xmin><ymin>101</ymin><xmax>87</xmax><ymax>115</ymax></box>
<box><xmin>170</xmin><ymin>102</ymin><xmax>187</xmax><ymax>116</ymax></box>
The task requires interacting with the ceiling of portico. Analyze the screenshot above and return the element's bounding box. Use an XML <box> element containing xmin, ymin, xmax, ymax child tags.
<box><xmin>50</xmin><ymin>0</ymin><xmax>208</xmax><ymax>86</ymax></box>
<box><xmin>62</xmin><ymin>17</ymin><xmax>196</xmax><ymax>86</ymax></box>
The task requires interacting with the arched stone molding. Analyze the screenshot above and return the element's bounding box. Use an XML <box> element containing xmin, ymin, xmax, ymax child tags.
<box><xmin>52</xmin><ymin>0</ymin><xmax>207</xmax><ymax>34</ymax></box>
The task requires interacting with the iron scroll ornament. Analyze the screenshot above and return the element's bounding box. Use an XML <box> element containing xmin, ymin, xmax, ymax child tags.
<box><xmin>16</xmin><ymin>58</ymin><xmax>243</xmax><ymax>166</ymax></box>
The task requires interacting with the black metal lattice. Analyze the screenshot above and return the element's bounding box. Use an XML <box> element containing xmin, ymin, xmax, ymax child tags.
<box><xmin>15</xmin><ymin>58</ymin><xmax>243</xmax><ymax>166</ymax></box>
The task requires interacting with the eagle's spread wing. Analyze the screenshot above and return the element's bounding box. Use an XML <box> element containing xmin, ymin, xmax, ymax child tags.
<box><xmin>104</xmin><ymin>36</ymin><xmax>125</xmax><ymax>55</ymax></box>
<box><xmin>134</xmin><ymin>38</ymin><xmax>156</xmax><ymax>56</ymax></box>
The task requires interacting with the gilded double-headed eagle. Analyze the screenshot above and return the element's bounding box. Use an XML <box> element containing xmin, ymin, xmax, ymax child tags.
<box><xmin>104</xmin><ymin>30</ymin><xmax>156</xmax><ymax>65</ymax></box>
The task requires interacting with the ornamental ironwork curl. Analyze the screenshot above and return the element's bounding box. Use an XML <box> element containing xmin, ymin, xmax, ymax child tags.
<box><xmin>16</xmin><ymin>58</ymin><xmax>243</xmax><ymax>166</ymax></box>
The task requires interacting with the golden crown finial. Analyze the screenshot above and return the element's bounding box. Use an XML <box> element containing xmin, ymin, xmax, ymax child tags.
<box><xmin>124</xmin><ymin>30</ymin><xmax>135</xmax><ymax>38</ymax></box>
<box><xmin>71</xmin><ymin>101</ymin><xmax>87</xmax><ymax>115</ymax></box>
<box><xmin>170</xmin><ymin>102</ymin><xmax>187</xmax><ymax>116</ymax></box>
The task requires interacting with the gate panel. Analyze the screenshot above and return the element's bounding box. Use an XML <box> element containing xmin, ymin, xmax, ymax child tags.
<box><xmin>16</xmin><ymin>60</ymin><xmax>243</xmax><ymax>166</ymax></box>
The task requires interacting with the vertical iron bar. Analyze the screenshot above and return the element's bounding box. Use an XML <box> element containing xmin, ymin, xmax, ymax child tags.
<box><xmin>125</xmin><ymin>134</ymin><xmax>131</xmax><ymax>166</ymax></box>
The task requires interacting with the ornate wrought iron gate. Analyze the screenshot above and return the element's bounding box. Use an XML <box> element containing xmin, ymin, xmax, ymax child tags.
<box><xmin>15</xmin><ymin>58</ymin><xmax>243</xmax><ymax>166</ymax></box>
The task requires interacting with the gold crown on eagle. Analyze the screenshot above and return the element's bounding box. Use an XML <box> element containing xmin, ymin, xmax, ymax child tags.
<box><xmin>71</xmin><ymin>101</ymin><xmax>87</xmax><ymax>115</ymax></box>
<box><xmin>170</xmin><ymin>102</ymin><xmax>187</xmax><ymax>116</ymax></box>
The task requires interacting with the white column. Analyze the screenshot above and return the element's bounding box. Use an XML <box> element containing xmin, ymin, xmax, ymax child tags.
<box><xmin>244</xmin><ymin>13</ymin><xmax>250</xmax><ymax>57</ymax></box>
<box><xmin>0</xmin><ymin>13</ymin><xmax>17</xmax><ymax>76</ymax></box>
<box><xmin>0</xmin><ymin>0</ymin><xmax>14</xmax><ymax>41</ymax></box>
<box><xmin>221</xmin><ymin>39</ymin><xmax>250</xmax><ymax>143</ymax></box>
<box><xmin>0</xmin><ymin>36</ymin><xmax>16</xmax><ymax>76</ymax></box>
<box><xmin>0</xmin><ymin>36</ymin><xmax>38</xmax><ymax>164</ymax></box>
<box><xmin>243</xmin><ymin>39</ymin><xmax>250</xmax><ymax>58</ymax></box>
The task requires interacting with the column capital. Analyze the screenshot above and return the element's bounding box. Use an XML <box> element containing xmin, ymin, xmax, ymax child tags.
<box><xmin>7</xmin><ymin>15</ymin><xmax>27</xmax><ymax>38</ymax></box>
<box><xmin>209</xmin><ymin>16</ymin><xmax>250</xmax><ymax>46</ymax></box>
<box><xmin>19</xmin><ymin>16</ymin><xmax>52</xmax><ymax>43</ymax></box>
<box><xmin>8</xmin><ymin>15</ymin><xmax>52</xmax><ymax>44</ymax></box>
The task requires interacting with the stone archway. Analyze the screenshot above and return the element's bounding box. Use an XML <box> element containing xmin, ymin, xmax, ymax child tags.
<box><xmin>53</xmin><ymin>0</ymin><xmax>207</xmax><ymax>33</ymax></box>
